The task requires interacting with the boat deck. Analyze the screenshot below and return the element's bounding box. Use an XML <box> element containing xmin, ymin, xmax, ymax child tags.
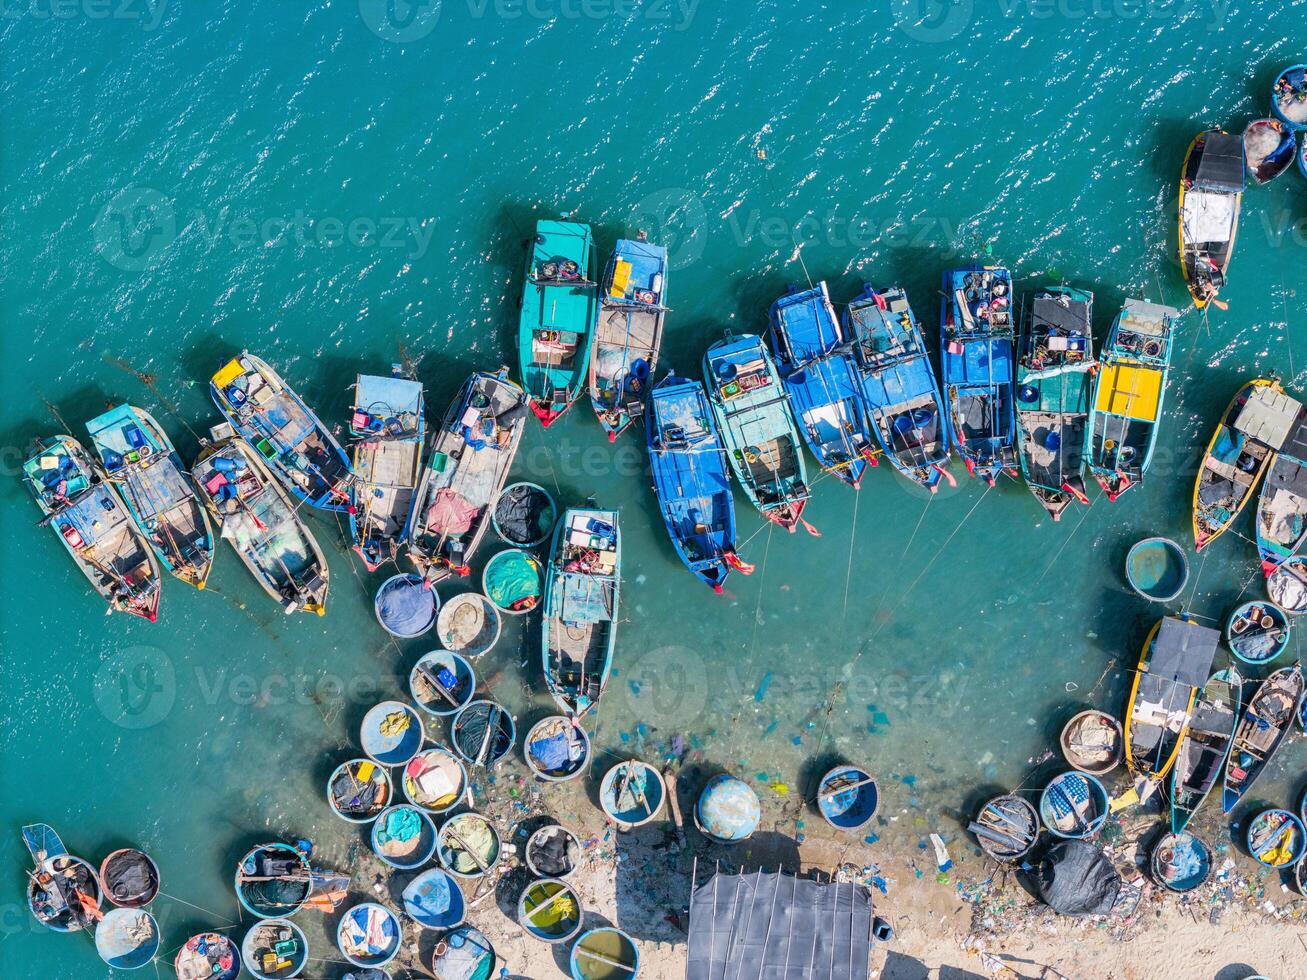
<box><xmin>355</xmin><ymin>438</ymin><xmax>421</xmax><ymax>539</ymax></box>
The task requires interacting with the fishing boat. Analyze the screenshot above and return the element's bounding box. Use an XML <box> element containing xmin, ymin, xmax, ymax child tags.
<box><xmin>1150</xmin><ymin>832</ymin><xmax>1212</xmax><ymax>893</ymax></box>
<box><xmin>1223</xmin><ymin>663</ymin><xmax>1304</xmax><ymax>812</ymax></box>
<box><xmin>518</xmin><ymin>219</ymin><xmax>600</xmax><ymax>426</ymax></box>
<box><xmin>99</xmin><ymin>848</ymin><xmax>160</xmax><ymax>908</ymax></box>
<box><xmin>525</xmin><ymin>824</ymin><xmax>581</xmax><ymax>878</ymax></box>
<box><xmin>95</xmin><ymin>907</ymin><xmax>160</xmax><ymax>970</ymax></box>
<box><xmin>1271</xmin><ymin>64</ymin><xmax>1307</xmax><ymax>131</ymax></box>
<box><xmin>1124</xmin><ymin>536</ymin><xmax>1189</xmax><ymax>603</ymax></box>
<box><xmin>347</xmin><ymin>368</ymin><xmax>425</xmax><ymax>571</ymax></box>
<box><xmin>589</xmin><ymin>236</ymin><xmax>667</xmax><ymax>440</ymax></box>
<box><xmin>86</xmin><ymin>404</ymin><xmax>214</xmax><ymax>587</ymax></box>
<box><xmin>517</xmin><ymin>877</ymin><xmax>584</xmax><ymax>944</ymax></box>
<box><xmin>598</xmin><ymin>760</ymin><xmax>666</xmax><ymax>828</ymax></box>
<box><xmin>23</xmin><ymin>824</ymin><xmax>103</xmax><ymax>932</ymax></box>
<box><xmin>1254</xmin><ymin>404</ymin><xmax>1307</xmax><ymax>573</ymax></box>
<box><xmin>1300</xmin><ymin>135</ymin><xmax>1307</xmax><ymax>180</ymax></box>
<box><xmin>940</xmin><ymin>266</ymin><xmax>1017</xmax><ymax>484</ymax></box>
<box><xmin>1124</xmin><ymin>617</ymin><xmax>1219</xmax><ymax>788</ymax></box>
<box><xmin>402</xmin><ymin>867</ymin><xmax>466</xmax><ymax>930</ymax></box>
<box><xmin>210</xmin><ymin>352</ymin><xmax>353</xmax><ymax>511</ymax></box>
<box><xmin>242</xmin><ymin>920</ymin><xmax>308</xmax><ymax>980</ymax></box>
<box><xmin>542</xmin><ymin>507</ymin><xmax>620</xmax><ymax>717</ymax></box>
<box><xmin>703</xmin><ymin>333</ymin><xmax>813</xmax><ymax>532</ymax></box>
<box><xmin>571</xmin><ymin>927</ymin><xmax>640</xmax><ymax>980</ymax></box>
<box><xmin>523</xmin><ymin>715</ymin><xmax>591</xmax><ymax>782</ymax></box>
<box><xmin>234</xmin><ymin>843</ymin><xmax>313</xmax><ymax>919</ymax></box>
<box><xmin>1246</xmin><ymin>808</ymin><xmax>1306</xmax><ymax>869</ymax></box>
<box><xmin>1087</xmin><ymin>300</ymin><xmax>1181</xmax><ymax>500</ymax></box>
<box><xmin>450</xmin><ymin>699</ymin><xmax>516</xmax><ymax>768</ymax></box>
<box><xmin>969</xmin><ymin>795</ymin><xmax>1040</xmax><ymax>861</ymax></box>
<box><xmin>409</xmin><ymin>369</ymin><xmax>528</xmax><ymax>584</ymax></box>
<box><xmin>843</xmin><ymin>284</ymin><xmax>952</xmax><ymax>491</ymax></box>
<box><xmin>1178</xmin><ymin>129</ymin><xmax>1244</xmax><ymax>309</ymax></box>
<box><xmin>1014</xmin><ymin>286</ymin><xmax>1094</xmax><ymax>519</ymax></box>
<box><xmin>192</xmin><ymin>426</ymin><xmax>329</xmax><ymax>616</ymax></box>
<box><xmin>1226</xmin><ymin>600</ymin><xmax>1290</xmax><ymax>664</ymax></box>
<box><xmin>1193</xmin><ymin>378</ymin><xmax>1302</xmax><ymax>552</ymax></box>
<box><xmin>432</xmin><ymin>925</ymin><xmax>498</xmax><ymax>980</ymax></box>
<box><xmin>1243</xmin><ymin>119</ymin><xmax>1297</xmax><ymax>184</ymax></box>
<box><xmin>1169</xmin><ymin>668</ymin><xmax>1241</xmax><ymax>833</ymax></box>
<box><xmin>175</xmin><ymin>933</ymin><xmax>241</xmax><ymax>980</ymax></box>
<box><xmin>23</xmin><ymin>435</ymin><xmax>161</xmax><ymax>620</ymax></box>
<box><xmin>816</xmin><ymin>765</ymin><xmax>879</xmax><ymax>831</ymax></box>
<box><xmin>1038</xmin><ymin>771</ymin><xmax>1108</xmax><ymax>840</ymax></box>
<box><xmin>768</xmin><ymin>283</ymin><xmax>876</xmax><ymax>488</ymax></box>
<box><xmin>646</xmin><ymin>373</ymin><xmax>749</xmax><ymax>593</ymax></box>
<box><xmin>1059</xmin><ymin>710</ymin><xmax>1123</xmax><ymax>776</ymax></box>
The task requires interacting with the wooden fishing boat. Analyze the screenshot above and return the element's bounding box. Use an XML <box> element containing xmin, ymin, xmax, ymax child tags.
<box><xmin>1015</xmin><ymin>286</ymin><xmax>1094</xmax><ymax>519</ymax></box>
<box><xmin>1059</xmin><ymin>710</ymin><xmax>1123</xmax><ymax>775</ymax></box>
<box><xmin>589</xmin><ymin>236</ymin><xmax>667</xmax><ymax>440</ymax></box>
<box><xmin>1193</xmin><ymin>378</ymin><xmax>1301</xmax><ymax>552</ymax></box>
<box><xmin>1124</xmin><ymin>617</ymin><xmax>1219</xmax><ymax>787</ymax></box>
<box><xmin>451</xmin><ymin>699</ymin><xmax>516</xmax><ymax>768</ymax></box>
<box><xmin>1169</xmin><ymin>668</ymin><xmax>1241</xmax><ymax>833</ymax></box>
<box><xmin>703</xmin><ymin>333</ymin><xmax>812</xmax><ymax>532</ymax></box>
<box><xmin>1243</xmin><ymin>119</ymin><xmax>1297</xmax><ymax>184</ymax></box>
<box><xmin>1223</xmin><ymin>663</ymin><xmax>1304</xmax><ymax>812</ymax></box>
<box><xmin>1268</xmin><ymin>555</ymin><xmax>1307</xmax><ymax>614</ymax></box>
<box><xmin>1178</xmin><ymin>129</ymin><xmax>1244</xmax><ymax>309</ymax></box>
<box><xmin>347</xmin><ymin>369</ymin><xmax>425</xmax><ymax>571</ymax></box>
<box><xmin>598</xmin><ymin>760</ymin><xmax>666</xmax><ymax>828</ymax></box>
<box><xmin>542</xmin><ymin>507</ymin><xmax>620</xmax><ymax>717</ymax></box>
<box><xmin>940</xmin><ymin>266</ymin><xmax>1017</xmax><ymax>485</ymax></box>
<box><xmin>1271</xmin><ymin>64</ymin><xmax>1307</xmax><ymax>131</ymax></box>
<box><xmin>1087</xmin><ymin>300</ymin><xmax>1180</xmax><ymax>500</ymax></box>
<box><xmin>844</xmin><ymin>284</ymin><xmax>952</xmax><ymax>491</ymax></box>
<box><xmin>242</xmin><ymin>920</ymin><xmax>308</xmax><ymax>980</ymax></box>
<box><xmin>210</xmin><ymin>352</ymin><xmax>353</xmax><ymax>511</ymax></box>
<box><xmin>192</xmin><ymin>426</ymin><xmax>329</xmax><ymax>616</ymax></box>
<box><xmin>23</xmin><ymin>435</ymin><xmax>161</xmax><ymax>621</ymax></box>
<box><xmin>816</xmin><ymin>765</ymin><xmax>879</xmax><ymax>831</ymax></box>
<box><xmin>768</xmin><ymin>283</ymin><xmax>876</xmax><ymax>488</ymax></box>
<box><xmin>85</xmin><ymin>404</ymin><xmax>214</xmax><ymax>588</ymax></box>
<box><xmin>23</xmin><ymin>824</ymin><xmax>103</xmax><ymax>933</ymax></box>
<box><xmin>99</xmin><ymin>847</ymin><xmax>160</xmax><ymax>908</ymax></box>
<box><xmin>518</xmin><ymin>220</ymin><xmax>600</xmax><ymax>426</ymax></box>
<box><xmin>1246</xmin><ymin>808</ymin><xmax>1306</xmax><ymax>869</ymax></box>
<box><xmin>646</xmin><ymin>373</ymin><xmax>749</xmax><ymax>593</ymax></box>
<box><xmin>432</xmin><ymin>925</ymin><xmax>498</xmax><ymax>980</ymax></box>
<box><xmin>1255</xmin><ymin>404</ymin><xmax>1307</xmax><ymax>573</ymax></box>
<box><xmin>1150</xmin><ymin>832</ymin><xmax>1212</xmax><ymax>893</ymax></box>
<box><xmin>409</xmin><ymin>369</ymin><xmax>528</xmax><ymax>584</ymax></box>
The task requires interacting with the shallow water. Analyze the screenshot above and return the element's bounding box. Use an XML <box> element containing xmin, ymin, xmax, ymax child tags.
<box><xmin>3</xmin><ymin>1</ymin><xmax>1306</xmax><ymax>974</ymax></box>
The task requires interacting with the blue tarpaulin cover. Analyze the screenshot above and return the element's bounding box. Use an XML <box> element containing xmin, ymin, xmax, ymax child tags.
<box><xmin>375</xmin><ymin>574</ymin><xmax>437</xmax><ymax>636</ymax></box>
<box><xmin>944</xmin><ymin>338</ymin><xmax>1012</xmax><ymax>386</ymax></box>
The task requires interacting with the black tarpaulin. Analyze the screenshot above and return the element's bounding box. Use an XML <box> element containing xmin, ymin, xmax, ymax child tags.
<box><xmin>1192</xmin><ymin>132</ymin><xmax>1245</xmax><ymax>193</ymax></box>
<box><xmin>1032</xmin><ymin>840</ymin><xmax>1121</xmax><ymax>916</ymax></box>
<box><xmin>1151</xmin><ymin>618</ymin><xmax>1220</xmax><ymax>688</ymax></box>
<box><xmin>686</xmin><ymin>870</ymin><xmax>874</xmax><ymax>980</ymax></box>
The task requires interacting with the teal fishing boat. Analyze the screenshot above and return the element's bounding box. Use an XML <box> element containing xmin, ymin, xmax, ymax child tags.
<box><xmin>518</xmin><ymin>220</ymin><xmax>600</xmax><ymax>426</ymax></box>
<box><xmin>409</xmin><ymin>369</ymin><xmax>528</xmax><ymax>584</ymax></box>
<box><xmin>86</xmin><ymin>403</ymin><xmax>214</xmax><ymax>588</ymax></box>
<box><xmin>210</xmin><ymin>352</ymin><xmax>354</xmax><ymax>511</ymax></box>
<box><xmin>1170</xmin><ymin>668</ymin><xmax>1241</xmax><ymax>833</ymax></box>
<box><xmin>703</xmin><ymin>333</ymin><xmax>813</xmax><ymax>533</ymax></box>
<box><xmin>844</xmin><ymin>284</ymin><xmax>952</xmax><ymax>491</ymax></box>
<box><xmin>192</xmin><ymin>426</ymin><xmax>330</xmax><ymax>616</ymax></box>
<box><xmin>590</xmin><ymin>236</ymin><xmax>667</xmax><ymax>440</ymax></box>
<box><xmin>1015</xmin><ymin>287</ymin><xmax>1094</xmax><ymax>519</ymax></box>
<box><xmin>1088</xmin><ymin>300</ymin><xmax>1180</xmax><ymax>500</ymax></box>
<box><xmin>348</xmin><ymin>369</ymin><xmax>426</xmax><ymax>571</ymax></box>
<box><xmin>542</xmin><ymin>507</ymin><xmax>620</xmax><ymax>717</ymax></box>
<box><xmin>23</xmin><ymin>435</ymin><xmax>162</xmax><ymax>621</ymax></box>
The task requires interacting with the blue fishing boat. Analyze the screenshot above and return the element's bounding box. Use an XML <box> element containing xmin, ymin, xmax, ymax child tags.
<box><xmin>234</xmin><ymin>843</ymin><xmax>312</xmax><ymax>919</ymax></box>
<box><xmin>816</xmin><ymin>765</ymin><xmax>879</xmax><ymax>831</ymax></box>
<box><xmin>431</xmin><ymin>926</ymin><xmax>498</xmax><ymax>980</ymax></box>
<box><xmin>1088</xmin><ymin>300</ymin><xmax>1180</xmax><ymax>500</ymax></box>
<box><xmin>519</xmin><ymin>220</ymin><xmax>600</xmax><ymax>427</ymax></box>
<box><xmin>95</xmin><ymin>908</ymin><xmax>160</xmax><ymax>970</ymax></box>
<box><xmin>703</xmin><ymin>334</ymin><xmax>813</xmax><ymax>533</ymax></box>
<box><xmin>409</xmin><ymin>369</ymin><xmax>528</xmax><ymax>584</ymax></box>
<box><xmin>174</xmin><ymin>933</ymin><xmax>241</xmax><ymax>980</ymax></box>
<box><xmin>542</xmin><ymin>507</ymin><xmax>620</xmax><ymax>717</ymax></box>
<box><xmin>1223</xmin><ymin>663</ymin><xmax>1304</xmax><ymax>812</ymax></box>
<box><xmin>402</xmin><ymin>867</ymin><xmax>466</xmax><ymax>930</ymax></box>
<box><xmin>348</xmin><ymin>368</ymin><xmax>426</xmax><ymax>571</ymax></box>
<box><xmin>86</xmin><ymin>404</ymin><xmax>215</xmax><ymax>588</ymax></box>
<box><xmin>598</xmin><ymin>760</ymin><xmax>666</xmax><ymax>828</ymax></box>
<box><xmin>768</xmin><ymin>283</ymin><xmax>875</xmax><ymax>488</ymax></box>
<box><xmin>844</xmin><ymin>284</ymin><xmax>952</xmax><ymax>491</ymax></box>
<box><xmin>1039</xmin><ymin>771</ymin><xmax>1108</xmax><ymax>839</ymax></box>
<box><xmin>1243</xmin><ymin>119</ymin><xmax>1297</xmax><ymax>184</ymax></box>
<box><xmin>1271</xmin><ymin>64</ymin><xmax>1307</xmax><ymax>131</ymax></box>
<box><xmin>1015</xmin><ymin>286</ymin><xmax>1095</xmax><ymax>520</ymax></box>
<box><xmin>571</xmin><ymin>927</ymin><xmax>640</xmax><ymax>980</ymax></box>
<box><xmin>210</xmin><ymin>352</ymin><xmax>353</xmax><ymax>511</ymax></box>
<box><xmin>23</xmin><ymin>435</ymin><xmax>162</xmax><ymax>621</ymax></box>
<box><xmin>23</xmin><ymin>824</ymin><xmax>102</xmax><ymax>933</ymax></box>
<box><xmin>940</xmin><ymin>266</ymin><xmax>1017</xmax><ymax>484</ymax></box>
<box><xmin>1169</xmin><ymin>669</ymin><xmax>1241</xmax><ymax>833</ymax></box>
<box><xmin>1300</xmin><ymin>135</ymin><xmax>1307</xmax><ymax>179</ymax></box>
<box><xmin>646</xmin><ymin>373</ymin><xmax>750</xmax><ymax>593</ymax></box>
<box><xmin>590</xmin><ymin>237</ymin><xmax>668</xmax><ymax>441</ymax></box>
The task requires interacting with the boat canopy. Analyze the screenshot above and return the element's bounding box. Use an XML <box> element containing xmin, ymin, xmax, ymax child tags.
<box><xmin>1191</xmin><ymin>132</ymin><xmax>1245</xmax><ymax>193</ymax></box>
<box><xmin>1235</xmin><ymin>386</ymin><xmax>1302</xmax><ymax>449</ymax></box>
<box><xmin>354</xmin><ymin>374</ymin><xmax>422</xmax><ymax>420</ymax></box>
<box><xmin>1095</xmin><ymin>363</ymin><xmax>1161</xmax><ymax>421</ymax></box>
<box><xmin>772</xmin><ymin>285</ymin><xmax>841</xmax><ymax>360</ymax></box>
<box><xmin>943</xmin><ymin>337</ymin><xmax>1011</xmax><ymax>386</ymax></box>
<box><xmin>1152</xmin><ymin>618</ymin><xmax>1220</xmax><ymax>689</ymax></box>
<box><xmin>1120</xmin><ymin>298</ymin><xmax>1179</xmax><ymax>335</ymax></box>
<box><xmin>862</xmin><ymin>354</ymin><xmax>936</xmax><ymax>408</ymax></box>
<box><xmin>559</xmin><ymin>573</ymin><xmax>613</xmax><ymax>623</ymax></box>
<box><xmin>686</xmin><ymin>869</ymin><xmax>875</xmax><ymax>980</ymax></box>
<box><xmin>606</xmin><ymin>239</ymin><xmax>667</xmax><ymax>307</ymax></box>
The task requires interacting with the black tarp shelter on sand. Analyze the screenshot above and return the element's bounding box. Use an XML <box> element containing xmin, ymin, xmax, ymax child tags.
<box><xmin>686</xmin><ymin>867</ymin><xmax>875</xmax><ymax>980</ymax></box>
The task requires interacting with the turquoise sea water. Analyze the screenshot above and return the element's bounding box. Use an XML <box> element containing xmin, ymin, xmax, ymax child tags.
<box><xmin>3</xmin><ymin>1</ymin><xmax>1306</xmax><ymax>975</ymax></box>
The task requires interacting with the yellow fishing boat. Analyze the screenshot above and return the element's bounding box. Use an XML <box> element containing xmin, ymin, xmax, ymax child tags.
<box><xmin>1178</xmin><ymin>129</ymin><xmax>1243</xmax><ymax>309</ymax></box>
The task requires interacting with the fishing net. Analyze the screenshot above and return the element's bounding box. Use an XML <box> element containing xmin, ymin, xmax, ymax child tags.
<box><xmin>375</xmin><ymin>574</ymin><xmax>437</xmax><ymax>636</ymax></box>
<box><xmin>494</xmin><ymin>484</ymin><xmax>555</xmax><ymax>545</ymax></box>
<box><xmin>100</xmin><ymin>851</ymin><xmax>158</xmax><ymax>906</ymax></box>
<box><xmin>485</xmin><ymin>551</ymin><xmax>541</xmax><ymax>609</ymax></box>
<box><xmin>453</xmin><ymin>703</ymin><xmax>512</xmax><ymax>764</ymax></box>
